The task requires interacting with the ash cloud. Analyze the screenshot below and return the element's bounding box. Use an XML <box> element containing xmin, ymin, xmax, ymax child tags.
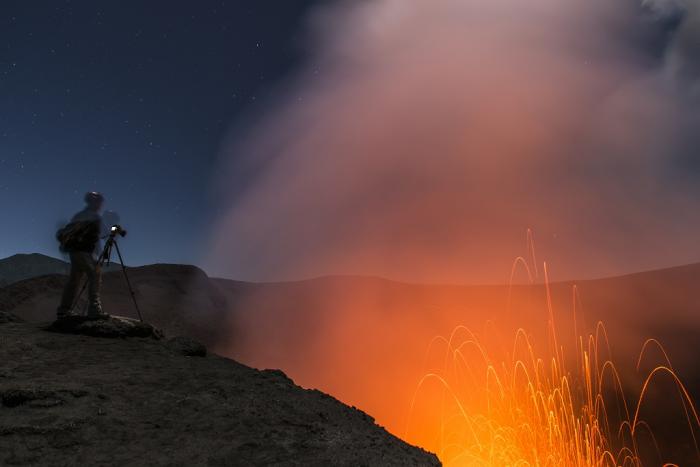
<box><xmin>208</xmin><ymin>0</ymin><xmax>700</xmax><ymax>283</ymax></box>
<box><xmin>666</xmin><ymin>1</ymin><xmax>700</xmax><ymax>91</ymax></box>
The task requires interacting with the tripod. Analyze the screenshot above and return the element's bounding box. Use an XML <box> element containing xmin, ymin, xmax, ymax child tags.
<box><xmin>72</xmin><ymin>229</ymin><xmax>144</xmax><ymax>322</ymax></box>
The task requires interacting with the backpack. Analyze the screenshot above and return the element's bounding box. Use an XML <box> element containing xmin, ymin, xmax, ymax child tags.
<box><xmin>56</xmin><ymin>221</ymin><xmax>100</xmax><ymax>253</ymax></box>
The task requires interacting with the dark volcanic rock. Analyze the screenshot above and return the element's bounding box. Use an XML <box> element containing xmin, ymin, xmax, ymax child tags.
<box><xmin>165</xmin><ymin>335</ymin><xmax>207</xmax><ymax>357</ymax></box>
<box><xmin>1</xmin><ymin>388</ymin><xmax>86</xmax><ymax>408</ymax></box>
<box><xmin>0</xmin><ymin>321</ymin><xmax>440</xmax><ymax>466</ymax></box>
<box><xmin>0</xmin><ymin>310</ymin><xmax>22</xmax><ymax>324</ymax></box>
<box><xmin>47</xmin><ymin>315</ymin><xmax>163</xmax><ymax>339</ymax></box>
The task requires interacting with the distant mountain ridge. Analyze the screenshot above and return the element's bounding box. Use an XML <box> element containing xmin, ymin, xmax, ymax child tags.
<box><xmin>0</xmin><ymin>253</ymin><xmax>69</xmax><ymax>287</ymax></box>
<box><xmin>0</xmin><ymin>263</ymin><xmax>234</xmax><ymax>351</ymax></box>
<box><xmin>0</xmin><ymin>253</ymin><xmax>124</xmax><ymax>288</ymax></box>
<box><xmin>3</xmin><ymin>252</ymin><xmax>700</xmax><ymax>463</ymax></box>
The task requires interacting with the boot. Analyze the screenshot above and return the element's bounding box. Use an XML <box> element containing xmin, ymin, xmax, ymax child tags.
<box><xmin>56</xmin><ymin>308</ymin><xmax>80</xmax><ymax>320</ymax></box>
<box><xmin>86</xmin><ymin>300</ymin><xmax>109</xmax><ymax>320</ymax></box>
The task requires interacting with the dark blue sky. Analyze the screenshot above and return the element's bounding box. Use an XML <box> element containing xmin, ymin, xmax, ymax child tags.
<box><xmin>0</xmin><ymin>1</ymin><xmax>322</xmax><ymax>266</ymax></box>
<box><xmin>2</xmin><ymin>1</ymin><xmax>699</xmax><ymax>282</ymax></box>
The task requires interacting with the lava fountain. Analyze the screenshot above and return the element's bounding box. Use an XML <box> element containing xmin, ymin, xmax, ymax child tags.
<box><xmin>406</xmin><ymin>243</ymin><xmax>700</xmax><ymax>465</ymax></box>
<box><xmin>208</xmin><ymin>0</ymin><xmax>700</xmax><ymax>461</ymax></box>
<box><xmin>219</xmin><ymin>231</ymin><xmax>700</xmax><ymax>465</ymax></box>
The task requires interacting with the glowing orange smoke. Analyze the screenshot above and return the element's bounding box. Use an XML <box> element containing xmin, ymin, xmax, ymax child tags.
<box><xmin>405</xmin><ymin>259</ymin><xmax>700</xmax><ymax>466</ymax></box>
<box><xmin>220</xmin><ymin>231</ymin><xmax>700</xmax><ymax>465</ymax></box>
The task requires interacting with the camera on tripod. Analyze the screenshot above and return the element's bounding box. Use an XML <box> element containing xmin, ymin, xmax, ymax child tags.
<box><xmin>96</xmin><ymin>223</ymin><xmax>142</xmax><ymax>321</ymax></box>
<box><xmin>110</xmin><ymin>224</ymin><xmax>127</xmax><ymax>238</ymax></box>
<box><xmin>73</xmin><ymin>220</ymin><xmax>143</xmax><ymax>321</ymax></box>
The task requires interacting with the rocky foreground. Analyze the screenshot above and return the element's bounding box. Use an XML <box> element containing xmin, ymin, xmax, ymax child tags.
<box><xmin>0</xmin><ymin>312</ymin><xmax>439</xmax><ymax>466</ymax></box>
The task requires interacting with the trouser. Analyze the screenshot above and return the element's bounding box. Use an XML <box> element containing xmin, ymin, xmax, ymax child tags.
<box><xmin>57</xmin><ymin>251</ymin><xmax>103</xmax><ymax>315</ymax></box>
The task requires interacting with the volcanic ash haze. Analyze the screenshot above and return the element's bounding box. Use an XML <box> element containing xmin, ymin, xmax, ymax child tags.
<box><xmin>208</xmin><ymin>0</ymin><xmax>700</xmax><ymax>284</ymax></box>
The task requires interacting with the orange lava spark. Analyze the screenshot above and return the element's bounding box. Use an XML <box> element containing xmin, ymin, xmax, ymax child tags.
<box><xmin>406</xmin><ymin>240</ymin><xmax>700</xmax><ymax>466</ymax></box>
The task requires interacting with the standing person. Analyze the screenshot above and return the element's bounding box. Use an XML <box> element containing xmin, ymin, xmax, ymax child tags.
<box><xmin>55</xmin><ymin>192</ymin><xmax>108</xmax><ymax>320</ymax></box>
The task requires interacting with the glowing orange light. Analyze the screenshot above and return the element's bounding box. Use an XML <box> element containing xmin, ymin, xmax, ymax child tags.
<box><xmin>406</xmin><ymin>237</ymin><xmax>700</xmax><ymax>466</ymax></box>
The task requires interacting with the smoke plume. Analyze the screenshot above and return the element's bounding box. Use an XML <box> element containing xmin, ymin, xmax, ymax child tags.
<box><xmin>208</xmin><ymin>0</ymin><xmax>700</xmax><ymax>283</ymax></box>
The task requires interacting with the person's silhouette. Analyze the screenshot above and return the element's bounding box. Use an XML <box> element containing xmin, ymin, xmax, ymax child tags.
<box><xmin>56</xmin><ymin>192</ymin><xmax>108</xmax><ymax>319</ymax></box>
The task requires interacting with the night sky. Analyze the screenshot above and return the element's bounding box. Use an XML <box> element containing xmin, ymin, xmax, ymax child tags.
<box><xmin>2</xmin><ymin>1</ymin><xmax>699</xmax><ymax>282</ymax></box>
<box><xmin>0</xmin><ymin>1</ymin><xmax>321</xmax><ymax>267</ymax></box>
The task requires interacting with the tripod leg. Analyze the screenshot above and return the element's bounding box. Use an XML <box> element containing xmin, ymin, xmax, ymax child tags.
<box><xmin>112</xmin><ymin>240</ymin><xmax>144</xmax><ymax>322</ymax></box>
<box><xmin>71</xmin><ymin>279</ymin><xmax>89</xmax><ymax>312</ymax></box>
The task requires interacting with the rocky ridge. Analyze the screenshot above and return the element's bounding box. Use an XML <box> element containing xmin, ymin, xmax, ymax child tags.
<box><xmin>0</xmin><ymin>315</ymin><xmax>440</xmax><ymax>466</ymax></box>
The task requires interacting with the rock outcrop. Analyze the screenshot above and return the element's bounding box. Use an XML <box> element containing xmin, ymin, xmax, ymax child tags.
<box><xmin>165</xmin><ymin>335</ymin><xmax>207</xmax><ymax>357</ymax></box>
<box><xmin>0</xmin><ymin>310</ymin><xmax>22</xmax><ymax>324</ymax></box>
<box><xmin>46</xmin><ymin>315</ymin><xmax>163</xmax><ymax>339</ymax></box>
